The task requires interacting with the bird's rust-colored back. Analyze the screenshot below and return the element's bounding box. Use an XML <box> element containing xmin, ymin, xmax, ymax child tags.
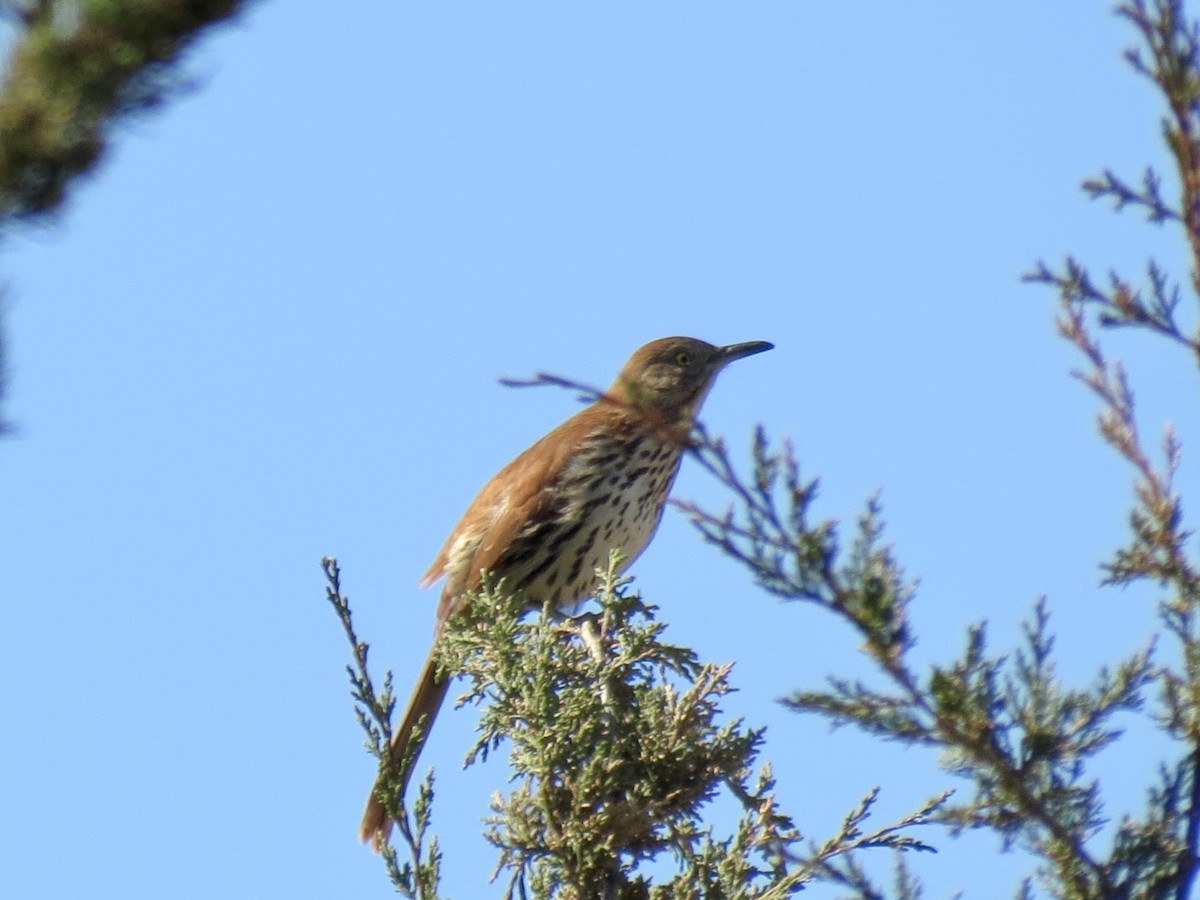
<box><xmin>359</xmin><ymin>336</ymin><xmax>772</xmax><ymax>849</ymax></box>
<box><xmin>423</xmin><ymin>401</ymin><xmax>682</xmax><ymax>627</ymax></box>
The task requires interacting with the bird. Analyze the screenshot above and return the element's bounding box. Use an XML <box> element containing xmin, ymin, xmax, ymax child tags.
<box><xmin>359</xmin><ymin>335</ymin><xmax>773</xmax><ymax>849</ymax></box>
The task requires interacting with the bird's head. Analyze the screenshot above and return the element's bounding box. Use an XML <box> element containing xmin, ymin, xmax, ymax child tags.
<box><xmin>608</xmin><ymin>336</ymin><xmax>773</xmax><ymax>422</ymax></box>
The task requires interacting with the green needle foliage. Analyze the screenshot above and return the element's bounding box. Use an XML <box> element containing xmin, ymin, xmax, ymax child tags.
<box><xmin>454</xmin><ymin>562</ymin><xmax>779</xmax><ymax>898</ymax></box>
<box><xmin>0</xmin><ymin>0</ymin><xmax>250</xmax><ymax>225</ymax></box>
<box><xmin>675</xmin><ymin>2</ymin><xmax>1200</xmax><ymax>896</ymax></box>
<box><xmin>325</xmin><ymin>557</ymin><xmax>443</xmax><ymax>898</ymax></box>
<box><xmin>326</xmin><ymin>553</ymin><xmax>942</xmax><ymax>899</ymax></box>
<box><xmin>327</xmin><ymin>2</ymin><xmax>1200</xmax><ymax>896</ymax></box>
<box><xmin>0</xmin><ymin>0</ymin><xmax>251</xmax><ymax>428</ymax></box>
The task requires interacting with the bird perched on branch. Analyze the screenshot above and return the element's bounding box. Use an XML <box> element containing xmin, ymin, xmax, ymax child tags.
<box><xmin>360</xmin><ymin>336</ymin><xmax>773</xmax><ymax>850</ymax></box>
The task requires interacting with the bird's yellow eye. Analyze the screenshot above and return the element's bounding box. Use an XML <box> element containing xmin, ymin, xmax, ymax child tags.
<box><xmin>675</xmin><ymin>351</ymin><xmax>691</xmax><ymax>365</ymax></box>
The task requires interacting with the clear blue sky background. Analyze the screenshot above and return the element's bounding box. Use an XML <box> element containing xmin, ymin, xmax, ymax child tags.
<box><xmin>3</xmin><ymin>3</ymin><xmax>1198</xmax><ymax>897</ymax></box>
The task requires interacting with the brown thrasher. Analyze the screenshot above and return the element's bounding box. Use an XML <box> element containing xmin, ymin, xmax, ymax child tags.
<box><xmin>359</xmin><ymin>336</ymin><xmax>772</xmax><ymax>849</ymax></box>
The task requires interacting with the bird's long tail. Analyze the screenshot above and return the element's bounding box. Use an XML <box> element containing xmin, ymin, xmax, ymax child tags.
<box><xmin>358</xmin><ymin>648</ymin><xmax>451</xmax><ymax>851</ymax></box>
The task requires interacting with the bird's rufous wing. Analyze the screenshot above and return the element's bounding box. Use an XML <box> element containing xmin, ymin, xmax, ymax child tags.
<box><xmin>419</xmin><ymin>406</ymin><xmax>606</xmax><ymax>628</ymax></box>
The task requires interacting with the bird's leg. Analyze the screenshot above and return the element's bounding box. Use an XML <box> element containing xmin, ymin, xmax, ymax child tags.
<box><xmin>546</xmin><ymin>607</ymin><xmax>605</xmax><ymax>651</ymax></box>
<box><xmin>575</xmin><ymin>613</ymin><xmax>605</xmax><ymax>664</ymax></box>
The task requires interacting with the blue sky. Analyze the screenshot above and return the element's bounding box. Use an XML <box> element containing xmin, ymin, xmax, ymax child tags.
<box><xmin>2</xmin><ymin>3</ymin><xmax>1197</xmax><ymax>897</ymax></box>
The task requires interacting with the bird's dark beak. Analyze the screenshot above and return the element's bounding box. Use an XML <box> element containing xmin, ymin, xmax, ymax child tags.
<box><xmin>717</xmin><ymin>340</ymin><xmax>774</xmax><ymax>366</ymax></box>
